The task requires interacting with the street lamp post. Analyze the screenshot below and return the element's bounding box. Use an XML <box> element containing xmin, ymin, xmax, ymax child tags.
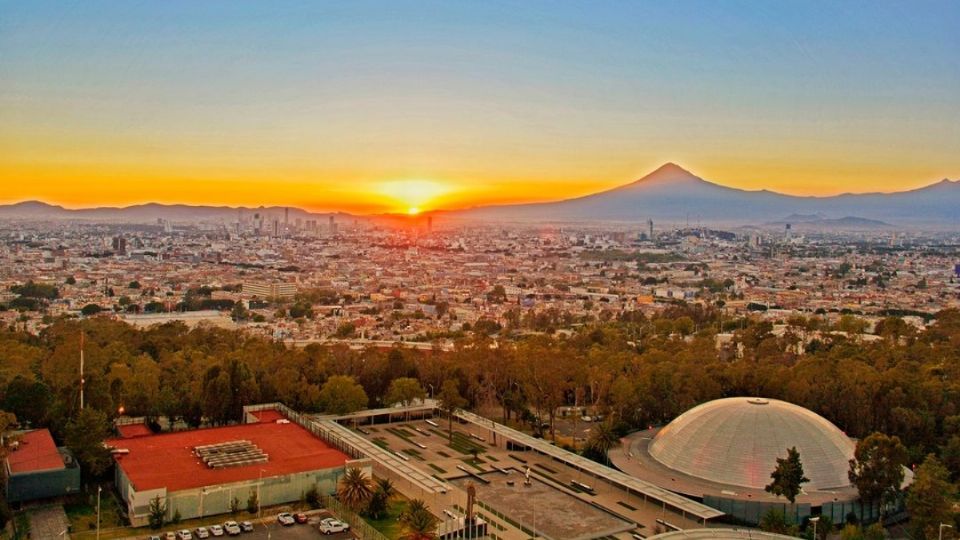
<box><xmin>96</xmin><ymin>486</ymin><xmax>102</xmax><ymax>540</ymax></box>
<box><xmin>940</xmin><ymin>523</ymin><xmax>953</xmax><ymax>540</ymax></box>
<box><xmin>809</xmin><ymin>516</ymin><xmax>819</xmax><ymax>540</ymax></box>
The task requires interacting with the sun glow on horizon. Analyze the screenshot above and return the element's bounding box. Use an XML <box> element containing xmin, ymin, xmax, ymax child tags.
<box><xmin>378</xmin><ymin>180</ymin><xmax>452</xmax><ymax>214</ymax></box>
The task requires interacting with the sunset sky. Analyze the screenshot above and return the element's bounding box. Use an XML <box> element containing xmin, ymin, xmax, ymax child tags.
<box><xmin>1</xmin><ymin>1</ymin><xmax>958</xmax><ymax>214</ymax></box>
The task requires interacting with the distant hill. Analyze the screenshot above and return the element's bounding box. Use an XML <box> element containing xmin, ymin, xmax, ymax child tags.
<box><xmin>451</xmin><ymin>163</ymin><xmax>960</xmax><ymax>225</ymax></box>
<box><xmin>768</xmin><ymin>215</ymin><xmax>892</xmax><ymax>230</ymax></box>
<box><xmin>0</xmin><ymin>201</ymin><xmax>356</xmax><ymax>223</ymax></box>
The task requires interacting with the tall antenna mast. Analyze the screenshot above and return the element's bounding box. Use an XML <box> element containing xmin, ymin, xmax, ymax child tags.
<box><xmin>79</xmin><ymin>330</ymin><xmax>85</xmax><ymax>410</ymax></box>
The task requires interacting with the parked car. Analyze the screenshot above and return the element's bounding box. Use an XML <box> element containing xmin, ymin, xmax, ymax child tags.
<box><xmin>194</xmin><ymin>527</ymin><xmax>209</xmax><ymax>539</ymax></box>
<box><xmin>176</xmin><ymin>531</ymin><xmax>193</xmax><ymax>540</ymax></box>
<box><xmin>223</xmin><ymin>521</ymin><xmax>242</xmax><ymax>536</ymax></box>
<box><xmin>164</xmin><ymin>533</ymin><xmax>176</xmax><ymax>540</ymax></box>
<box><xmin>318</xmin><ymin>518</ymin><xmax>350</xmax><ymax>535</ymax></box>
<box><xmin>148</xmin><ymin>536</ymin><xmax>161</xmax><ymax>540</ymax></box>
<box><xmin>277</xmin><ymin>512</ymin><xmax>296</xmax><ymax>526</ymax></box>
<box><xmin>239</xmin><ymin>521</ymin><xmax>254</xmax><ymax>533</ymax></box>
<box><xmin>295</xmin><ymin>512</ymin><xmax>309</xmax><ymax>524</ymax></box>
<box><xmin>209</xmin><ymin>524</ymin><xmax>224</xmax><ymax>537</ymax></box>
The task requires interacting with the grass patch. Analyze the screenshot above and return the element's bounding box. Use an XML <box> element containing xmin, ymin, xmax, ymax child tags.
<box><xmin>363</xmin><ymin>498</ymin><xmax>408</xmax><ymax>540</ymax></box>
<box><xmin>485</xmin><ymin>454</ymin><xmax>499</xmax><ymax>462</ymax></box>
<box><xmin>460</xmin><ymin>458</ymin><xmax>485</xmax><ymax>471</ymax></box>
<box><xmin>373</xmin><ymin>437</ymin><xmax>390</xmax><ymax>450</ymax></box>
<box><xmin>427</xmin><ymin>463</ymin><xmax>446</xmax><ymax>474</ymax></box>
<box><xmin>448</xmin><ymin>432</ymin><xmax>487</xmax><ymax>455</ymax></box>
<box><xmin>617</xmin><ymin>501</ymin><xmax>638</xmax><ymax>511</ymax></box>
<box><xmin>534</xmin><ymin>463</ymin><xmax>558</xmax><ymax>474</ymax></box>
<box><xmin>401</xmin><ymin>448</ymin><xmax>424</xmax><ymax>461</ymax></box>
<box><xmin>437</xmin><ymin>450</ymin><xmax>451</xmax><ymax>458</ymax></box>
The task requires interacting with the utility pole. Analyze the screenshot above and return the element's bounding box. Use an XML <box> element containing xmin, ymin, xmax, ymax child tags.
<box><xmin>96</xmin><ymin>485</ymin><xmax>102</xmax><ymax>540</ymax></box>
<box><xmin>79</xmin><ymin>331</ymin><xmax>85</xmax><ymax>410</ymax></box>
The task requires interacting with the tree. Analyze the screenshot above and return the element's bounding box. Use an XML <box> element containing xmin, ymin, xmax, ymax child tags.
<box><xmin>64</xmin><ymin>408</ymin><xmax>113</xmax><ymax>479</ymax></box>
<box><xmin>386</xmin><ymin>378</ymin><xmax>426</xmax><ymax>419</ymax></box>
<box><xmin>906</xmin><ymin>454</ymin><xmax>956</xmax><ymax>540</ymax></box>
<box><xmin>759</xmin><ymin>507</ymin><xmax>797</xmax><ymax>536</ymax></box>
<box><xmin>81</xmin><ymin>304</ymin><xmax>103</xmax><ymax>316</ymax></box>
<box><xmin>337</xmin><ymin>467</ymin><xmax>373</xmax><ymax>512</ymax></box>
<box><xmin>305</xmin><ymin>486</ymin><xmax>321</xmax><ymax>509</ymax></box>
<box><xmin>148</xmin><ymin>495</ymin><xmax>167</xmax><ymax>529</ymax></box>
<box><xmin>848</xmin><ymin>432</ymin><xmax>908</xmax><ymax>522</ymax></box>
<box><xmin>765</xmin><ymin>446</ymin><xmax>809</xmax><ymax>504</ymax></box>
<box><xmin>246</xmin><ymin>489</ymin><xmax>259</xmax><ymax>514</ymax></box>
<box><xmin>436</xmin><ymin>379</ymin><xmax>466</xmax><ymax>444</ymax></box>
<box><xmin>230</xmin><ymin>496</ymin><xmax>241</xmax><ymax>515</ymax></box>
<box><xmin>318</xmin><ymin>375</ymin><xmax>369</xmax><ymax>415</ymax></box>
<box><xmin>583</xmin><ymin>421</ymin><xmax>618</xmax><ymax>465</ymax></box>
<box><xmin>366</xmin><ymin>477</ymin><xmax>395</xmax><ymax>519</ymax></box>
<box><xmin>399</xmin><ymin>499</ymin><xmax>438</xmax><ymax>540</ymax></box>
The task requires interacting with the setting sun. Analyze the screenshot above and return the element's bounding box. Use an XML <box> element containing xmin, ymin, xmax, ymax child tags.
<box><xmin>378</xmin><ymin>180</ymin><xmax>452</xmax><ymax>214</ymax></box>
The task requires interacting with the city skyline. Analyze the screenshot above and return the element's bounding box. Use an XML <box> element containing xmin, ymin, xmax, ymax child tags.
<box><xmin>2</xmin><ymin>1</ymin><xmax>959</xmax><ymax>213</ymax></box>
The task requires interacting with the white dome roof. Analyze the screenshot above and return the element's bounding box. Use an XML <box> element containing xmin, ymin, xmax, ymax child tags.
<box><xmin>648</xmin><ymin>397</ymin><xmax>855</xmax><ymax>491</ymax></box>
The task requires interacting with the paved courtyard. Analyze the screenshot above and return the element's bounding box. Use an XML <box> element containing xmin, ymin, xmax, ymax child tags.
<box><xmin>450</xmin><ymin>470</ymin><xmax>633</xmax><ymax>540</ymax></box>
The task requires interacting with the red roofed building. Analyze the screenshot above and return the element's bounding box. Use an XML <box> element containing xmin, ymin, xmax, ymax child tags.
<box><xmin>4</xmin><ymin>429</ymin><xmax>81</xmax><ymax>503</ymax></box>
<box><xmin>110</xmin><ymin>406</ymin><xmax>359</xmax><ymax>526</ymax></box>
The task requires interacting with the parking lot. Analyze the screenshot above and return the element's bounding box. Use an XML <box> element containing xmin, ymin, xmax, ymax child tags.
<box><xmin>141</xmin><ymin>511</ymin><xmax>356</xmax><ymax>540</ymax></box>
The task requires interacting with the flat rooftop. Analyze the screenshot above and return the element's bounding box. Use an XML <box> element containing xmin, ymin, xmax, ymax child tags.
<box><xmin>6</xmin><ymin>429</ymin><xmax>64</xmax><ymax>475</ymax></box>
<box><xmin>107</xmin><ymin>412</ymin><xmax>349</xmax><ymax>492</ymax></box>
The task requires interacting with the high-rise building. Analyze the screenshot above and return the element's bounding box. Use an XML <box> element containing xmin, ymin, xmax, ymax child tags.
<box><xmin>112</xmin><ymin>236</ymin><xmax>127</xmax><ymax>255</ymax></box>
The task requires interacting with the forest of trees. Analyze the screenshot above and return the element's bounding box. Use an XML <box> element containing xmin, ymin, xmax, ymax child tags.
<box><xmin>0</xmin><ymin>304</ymin><xmax>959</xmax><ymax>531</ymax></box>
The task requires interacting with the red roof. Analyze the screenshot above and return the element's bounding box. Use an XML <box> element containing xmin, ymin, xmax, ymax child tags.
<box><xmin>107</xmin><ymin>414</ymin><xmax>349</xmax><ymax>492</ymax></box>
<box><xmin>6</xmin><ymin>429</ymin><xmax>65</xmax><ymax>474</ymax></box>
<box><xmin>116</xmin><ymin>423</ymin><xmax>153</xmax><ymax>438</ymax></box>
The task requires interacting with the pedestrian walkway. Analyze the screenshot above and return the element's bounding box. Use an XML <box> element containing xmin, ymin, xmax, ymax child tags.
<box><xmin>27</xmin><ymin>505</ymin><xmax>71</xmax><ymax>539</ymax></box>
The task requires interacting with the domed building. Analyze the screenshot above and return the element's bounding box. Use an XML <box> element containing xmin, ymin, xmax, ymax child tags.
<box><xmin>612</xmin><ymin>397</ymin><xmax>912</xmax><ymax>526</ymax></box>
<box><xmin>648</xmin><ymin>397</ymin><xmax>854</xmax><ymax>491</ymax></box>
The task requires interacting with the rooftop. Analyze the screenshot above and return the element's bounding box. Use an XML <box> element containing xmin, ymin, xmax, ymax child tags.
<box><xmin>6</xmin><ymin>429</ymin><xmax>65</xmax><ymax>475</ymax></box>
<box><xmin>107</xmin><ymin>412</ymin><xmax>349</xmax><ymax>492</ymax></box>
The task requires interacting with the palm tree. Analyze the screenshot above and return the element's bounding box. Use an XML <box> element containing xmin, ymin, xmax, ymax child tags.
<box><xmin>375</xmin><ymin>477</ymin><xmax>396</xmax><ymax>500</ymax></box>
<box><xmin>367</xmin><ymin>477</ymin><xmax>396</xmax><ymax>519</ymax></box>
<box><xmin>336</xmin><ymin>467</ymin><xmax>373</xmax><ymax>512</ymax></box>
<box><xmin>584</xmin><ymin>420</ymin><xmax>618</xmax><ymax>465</ymax></box>
<box><xmin>399</xmin><ymin>498</ymin><xmax>429</xmax><ymax>525</ymax></box>
<box><xmin>399</xmin><ymin>499</ymin><xmax>438</xmax><ymax>540</ymax></box>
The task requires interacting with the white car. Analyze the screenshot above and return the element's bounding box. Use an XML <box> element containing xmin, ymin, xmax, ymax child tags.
<box><xmin>164</xmin><ymin>533</ymin><xmax>176</xmax><ymax>540</ymax></box>
<box><xmin>176</xmin><ymin>531</ymin><xmax>193</xmax><ymax>540</ymax></box>
<box><xmin>209</xmin><ymin>525</ymin><xmax>224</xmax><ymax>537</ymax></box>
<box><xmin>194</xmin><ymin>527</ymin><xmax>209</xmax><ymax>539</ymax></box>
<box><xmin>222</xmin><ymin>521</ymin><xmax>242</xmax><ymax>536</ymax></box>
<box><xmin>277</xmin><ymin>512</ymin><xmax>296</xmax><ymax>526</ymax></box>
<box><xmin>240</xmin><ymin>521</ymin><xmax>254</xmax><ymax>532</ymax></box>
<box><xmin>318</xmin><ymin>518</ymin><xmax>350</xmax><ymax>534</ymax></box>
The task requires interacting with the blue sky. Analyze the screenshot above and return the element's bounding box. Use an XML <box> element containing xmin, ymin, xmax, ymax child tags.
<box><xmin>1</xmin><ymin>1</ymin><xmax>958</xmax><ymax>210</ymax></box>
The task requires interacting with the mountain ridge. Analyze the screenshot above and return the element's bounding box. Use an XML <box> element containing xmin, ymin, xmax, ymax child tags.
<box><xmin>448</xmin><ymin>164</ymin><xmax>959</xmax><ymax>224</ymax></box>
<box><xmin>1</xmin><ymin>164</ymin><xmax>958</xmax><ymax>224</ymax></box>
